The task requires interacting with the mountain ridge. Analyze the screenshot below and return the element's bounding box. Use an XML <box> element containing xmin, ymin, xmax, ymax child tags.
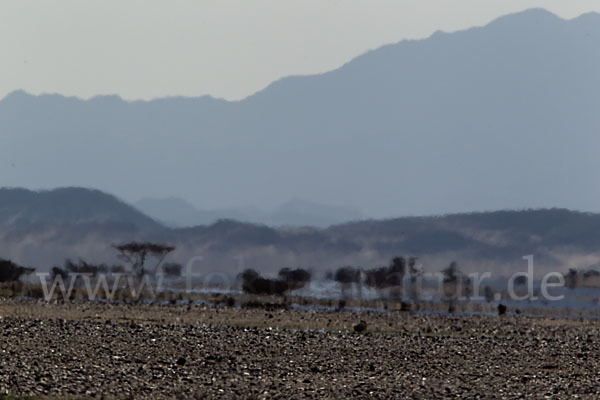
<box><xmin>1</xmin><ymin>8</ymin><xmax>599</xmax><ymax>217</ymax></box>
<box><xmin>0</xmin><ymin>187</ymin><xmax>162</xmax><ymax>230</ymax></box>
<box><xmin>4</xmin><ymin>8</ymin><xmax>597</xmax><ymax>105</ymax></box>
<box><xmin>1</xmin><ymin>187</ymin><xmax>600</xmax><ymax>277</ymax></box>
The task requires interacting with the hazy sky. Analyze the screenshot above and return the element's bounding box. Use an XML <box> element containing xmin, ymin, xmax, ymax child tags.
<box><xmin>2</xmin><ymin>0</ymin><xmax>599</xmax><ymax>101</ymax></box>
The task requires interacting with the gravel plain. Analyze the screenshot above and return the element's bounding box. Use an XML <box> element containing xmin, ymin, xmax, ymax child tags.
<box><xmin>1</xmin><ymin>298</ymin><xmax>600</xmax><ymax>399</ymax></box>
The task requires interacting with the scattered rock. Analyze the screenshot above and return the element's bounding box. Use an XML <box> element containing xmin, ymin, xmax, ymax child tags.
<box><xmin>354</xmin><ymin>320</ymin><xmax>368</xmax><ymax>333</ymax></box>
<box><xmin>497</xmin><ymin>304</ymin><xmax>507</xmax><ymax>315</ymax></box>
<box><xmin>0</xmin><ymin>298</ymin><xmax>598</xmax><ymax>398</ymax></box>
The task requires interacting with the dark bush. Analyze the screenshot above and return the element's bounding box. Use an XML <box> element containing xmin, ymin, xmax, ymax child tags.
<box><xmin>238</xmin><ymin>268</ymin><xmax>290</xmax><ymax>296</ymax></box>
<box><xmin>334</xmin><ymin>266</ymin><xmax>362</xmax><ymax>298</ymax></box>
<box><xmin>497</xmin><ymin>303</ymin><xmax>507</xmax><ymax>315</ymax></box>
<box><xmin>441</xmin><ymin>261</ymin><xmax>472</xmax><ymax>300</ymax></box>
<box><xmin>334</xmin><ymin>266</ymin><xmax>361</xmax><ymax>284</ymax></box>
<box><xmin>278</xmin><ymin>268</ymin><xmax>311</xmax><ymax>290</ymax></box>
<box><xmin>63</xmin><ymin>259</ymin><xmax>109</xmax><ymax>276</ymax></box>
<box><xmin>584</xmin><ymin>269</ymin><xmax>600</xmax><ymax>278</ymax></box>
<box><xmin>364</xmin><ymin>267</ymin><xmax>389</xmax><ymax>288</ymax></box>
<box><xmin>400</xmin><ymin>301</ymin><xmax>411</xmax><ymax>312</ymax></box>
<box><xmin>447</xmin><ymin>303</ymin><xmax>455</xmax><ymax>314</ymax></box>
<box><xmin>225</xmin><ymin>296</ymin><xmax>236</xmax><ymax>307</ymax></box>
<box><xmin>51</xmin><ymin>266</ymin><xmax>69</xmax><ymax>281</ymax></box>
<box><xmin>364</xmin><ymin>257</ymin><xmax>407</xmax><ymax>289</ymax></box>
<box><xmin>245</xmin><ymin>278</ymin><xmax>289</xmax><ymax>296</ymax></box>
<box><xmin>0</xmin><ymin>259</ymin><xmax>34</xmax><ymax>282</ymax></box>
<box><xmin>162</xmin><ymin>263</ymin><xmax>183</xmax><ymax>277</ymax></box>
<box><xmin>110</xmin><ymin>265</ymin><xmax>126</xmax><ymax>274</ymax></box>
<box><xmin>239</xmin><ymin>268</ymin><xmax>260</xmax><ymax>283</ymax></box>
<box><xmin>442</xmin><ymin>262</ymin><xmax>459</xmax><ymax>283</ymax></box>
<box><xmin>388</xmin><ymin>257</ymin><xmax>406</xmax><ymax>286</ymax></box>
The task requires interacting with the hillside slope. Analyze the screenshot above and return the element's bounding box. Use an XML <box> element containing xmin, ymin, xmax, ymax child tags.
<box><xmin>0</xmin><ymin>189</ymin><xmax>597</xmax><ymax>276</ymax></box>
<box><xmin>0</xmin><ymin>187</ymin><xmax>161</xmax><ymax>230</ymax></box>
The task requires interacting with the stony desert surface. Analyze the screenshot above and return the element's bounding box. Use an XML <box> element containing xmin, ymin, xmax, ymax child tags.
<box><xmin>1</xmin><ymin>298</ymin><xmax>600</xmax><ymax>399</ymax></box>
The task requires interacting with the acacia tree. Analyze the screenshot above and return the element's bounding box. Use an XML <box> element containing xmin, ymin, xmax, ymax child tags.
<box><xmin>113</xmin><ymin>242</ymin><xmax>175</xmax><ymax>278</ymax></box>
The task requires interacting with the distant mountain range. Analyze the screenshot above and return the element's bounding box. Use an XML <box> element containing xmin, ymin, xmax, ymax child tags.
<box><xmin>1</xmin><ymin>9</ymin><xmax>599</xmax><ymax>218</ymax></box>
<box><xmin>135</xmin><ymin>197</ymin><xmax>363</xmax><ymax>227</ymax></box>
<box><xmin>1</xmin><ymin>187</ymin><xmax>599</xmax><ymax>277</ymax></box>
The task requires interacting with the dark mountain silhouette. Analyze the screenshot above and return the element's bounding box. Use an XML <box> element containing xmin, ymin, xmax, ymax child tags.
<box><xmin>0</xmin><ymin>187</ymin><xmax>161</xmax><ymax>230</ymax></box>
<box><xmin>1</xmin><ymin>9</ymin><xmax>599</xmax><ymax>218</ymax></box>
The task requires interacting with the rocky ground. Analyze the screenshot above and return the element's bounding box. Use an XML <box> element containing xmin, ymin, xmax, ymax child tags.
<box><xmin>1</xmin><ymin>299</ymin><xmax>600</xmax><ymax>399</ymax></box>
